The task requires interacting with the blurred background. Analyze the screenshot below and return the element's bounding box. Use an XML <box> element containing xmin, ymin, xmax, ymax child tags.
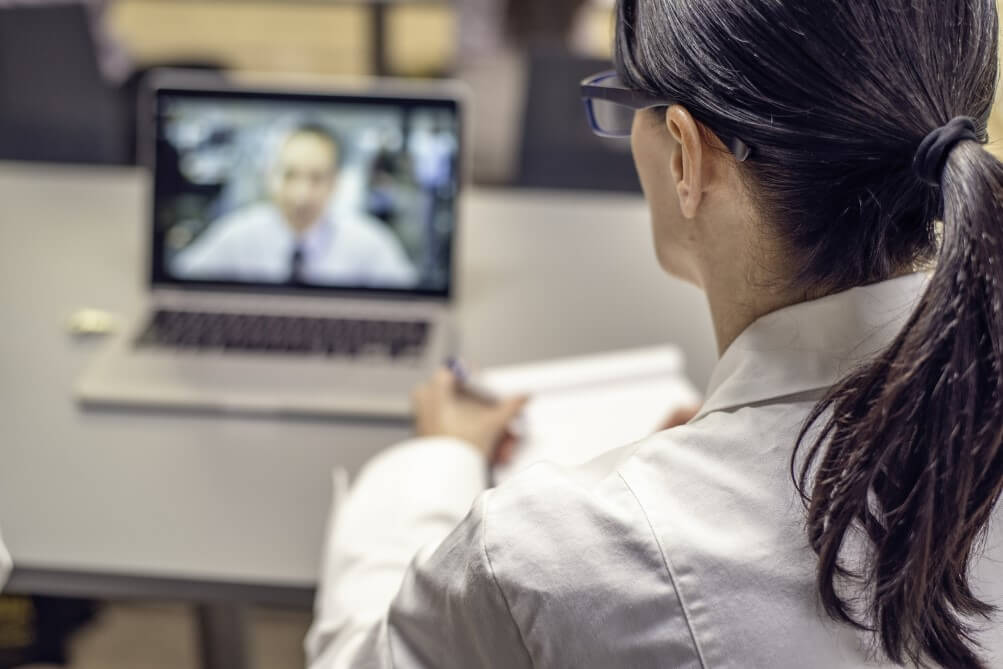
<box><xmin>0</xmin><ymin>3</ymin><xmax>630</xmax><ymax>667</ymax></box>
<box><xmin>2</xmin><ymin>1</ymin><xmax>1003</xmax><ymax>668</ymax></box>
<box><xmin>0</xmin><ymin>0</ymin><xmax>643</xmax><ymax>191</ymax></box>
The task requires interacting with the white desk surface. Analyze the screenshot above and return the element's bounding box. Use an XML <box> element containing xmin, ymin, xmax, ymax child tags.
<box><xmin>0</xmin><ymin>162</ymin><xmax>715</xmax><ymax>588</ymax></box>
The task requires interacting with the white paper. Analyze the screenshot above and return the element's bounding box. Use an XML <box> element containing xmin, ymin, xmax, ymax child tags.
<box><xmin>478</xmin><ymin>347</ymin><xmax>702</xmax><ymax>483</ymax></box>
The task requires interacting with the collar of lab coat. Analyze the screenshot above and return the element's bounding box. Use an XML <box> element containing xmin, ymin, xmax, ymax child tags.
<box><xmin>694</xmin><ymin>272</ymin><xmax>930</xmax><ymax>421</ymax></box>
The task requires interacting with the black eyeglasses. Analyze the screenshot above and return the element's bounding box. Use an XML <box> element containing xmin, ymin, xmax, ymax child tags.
<box><xmin>581</xmin><ymin>70</ymin><xmax>753</xmax><ymax>162</ymax></box>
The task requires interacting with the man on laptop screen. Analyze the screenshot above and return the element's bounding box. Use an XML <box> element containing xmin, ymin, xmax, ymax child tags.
<box><xmin>75</xmin><ymin>78</ymin><xmax>463</xmax><ymax>418</ymax></box>
<box><xmin>157</xmin><ymin>97</ymin><xmax>459</xmax><ymax>293</ymax></box>
<box><xmin>173</xmin><ymin>121</ymin><xmax>418</xmax><ymax>287</ymax></box>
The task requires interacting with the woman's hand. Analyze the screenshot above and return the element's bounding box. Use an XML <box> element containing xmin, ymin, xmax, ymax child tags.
<box><xmin>412</xmin><ymin>369</ymin><xmax>529</xmax><ymax>463</ymax></box>
<box><xmin>658</xmin><ymin>404</ymin><xmax>702</xmax><ymax>431</ymax></box>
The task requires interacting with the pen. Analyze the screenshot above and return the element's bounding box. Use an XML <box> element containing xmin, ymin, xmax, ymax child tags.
<box><xmin>446</xmin><ymin>357</ymin><xmax>502</xmax><ymax>404</ymax></box>
<box><xmin>446</xmin><ymin>357</ymin><xmax>522</xmax><ymax>487</ymax></box>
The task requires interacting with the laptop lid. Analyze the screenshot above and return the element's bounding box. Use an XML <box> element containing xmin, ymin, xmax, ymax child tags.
<box><xmin>144</xmin><ymin>71</ymin><xmax>464</xmax><ymax>302</ymax></box>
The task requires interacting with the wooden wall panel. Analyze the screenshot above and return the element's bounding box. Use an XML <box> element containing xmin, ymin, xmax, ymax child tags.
<box><xmin>109</xmin><ymin>1</ymin><xmax>372</xmax><ymax>75</ymax></box>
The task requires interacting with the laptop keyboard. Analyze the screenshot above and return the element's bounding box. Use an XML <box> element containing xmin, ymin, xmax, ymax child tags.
<box><xmin>136</xmin><ymin>310</ymin><xmax>430</xmax><ymax>359</ymax></box>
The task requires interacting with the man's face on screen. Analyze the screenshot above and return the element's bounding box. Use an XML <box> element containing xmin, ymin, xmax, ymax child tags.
<box><xmin>271</xmin><ymin>131</ymin><xmax>338</xmax><ymax>234</ymax></box>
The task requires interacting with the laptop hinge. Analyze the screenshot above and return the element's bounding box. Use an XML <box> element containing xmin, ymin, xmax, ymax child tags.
<box><xmin>148</xmin><ymin>287</ymin><xmax>451</xmax><ymax>319</ymax></box>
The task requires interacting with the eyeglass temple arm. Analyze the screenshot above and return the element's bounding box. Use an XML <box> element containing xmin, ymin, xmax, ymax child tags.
<box><xmin>582</xmin><ymin>78</ymin><xmax>753</xmax><ymax>162</ymax></box>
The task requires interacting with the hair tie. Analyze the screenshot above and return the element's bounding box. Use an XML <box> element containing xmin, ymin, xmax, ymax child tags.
<box><xmin>913</xmin><ymin>116</ymin><xmax>980</xmax><ymax>186</ymax></box>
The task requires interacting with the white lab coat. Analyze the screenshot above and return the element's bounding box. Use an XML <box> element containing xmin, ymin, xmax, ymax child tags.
<box><xmin>172</xmin><ymin>203</ymin><xmax>418</xmax><ymax>288</ymax></box>
<box><xmin>305</xmin><ymin>272</ymin><xmax>1003</xmax><ymax>668</ymax></box>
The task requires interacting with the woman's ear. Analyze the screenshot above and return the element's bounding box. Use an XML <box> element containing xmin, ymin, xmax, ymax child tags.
<box><xmin>666</xmin><ymin>105</ymin><xmax>706</xmax><ymax>219</ymax></box>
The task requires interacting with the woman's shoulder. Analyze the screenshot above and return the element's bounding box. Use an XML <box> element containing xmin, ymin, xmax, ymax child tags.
<box><xmin>483</xmin><ymin>442</ymin><xmax>649</xmax><ymax>557</ymax></box>
<box><xmin>483</xmin><ymin>400</ymin><xmax>810</xmax><ymax>559</ymax></box>
<box><xmin>474</xmin><ymin>405</ymin><xmax>842</xmax><ymax>667</ymax></box>
<box><xmin>478</xmin><ymin>442</ymin><xmax>704</xmax><ymax>666</ymax></box>
<box><xmin>479</xmin><ymin>409</ymin><xmax>782</xmax><ymax>564</ymax></box>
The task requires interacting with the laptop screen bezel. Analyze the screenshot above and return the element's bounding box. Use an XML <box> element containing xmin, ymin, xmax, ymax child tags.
<box><xmin>146</xmin><ymin>78</ymin><xmax>463</xmax><ymax>303</ymax></box>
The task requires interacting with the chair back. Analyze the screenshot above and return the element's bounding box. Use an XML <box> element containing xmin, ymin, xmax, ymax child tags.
<box><xmin>0</xmin><ymin>4</ymin><xmax>128</xmax><ymax>164</ymax></box>
<box><xmin>517</xmin><ymin>46</ymin><xmax>640</xmax><ymax>192</ymax></box>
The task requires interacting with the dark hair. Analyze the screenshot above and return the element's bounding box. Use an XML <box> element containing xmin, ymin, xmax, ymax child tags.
<box><xmin>615</xmin><ymin>0</ymin><xmax>1003</xmax><ymax>665</ymax></box>
<box><xmin>284</xmin><ymin>120</ymin><xmax>343</xmax><ymax>168</ymax></box>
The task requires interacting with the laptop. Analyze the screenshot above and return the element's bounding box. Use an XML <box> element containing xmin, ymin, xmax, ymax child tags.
<box><xmin>76</xmin><ymin>71</ymin><xmax>466</xmax><ymax>418</ymax></box>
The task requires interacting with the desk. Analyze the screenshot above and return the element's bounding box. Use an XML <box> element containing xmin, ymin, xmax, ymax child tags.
<box><xmin>0</xmin><ymin>163</ymin><xmax>716</xmax><ymax>665</ymax></box>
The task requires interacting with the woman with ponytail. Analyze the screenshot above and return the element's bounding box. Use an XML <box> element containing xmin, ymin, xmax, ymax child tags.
<box><xmin>307</xmin><ymin>1</ymin><xmax>1003</xmax><ymax>667</ymax></box>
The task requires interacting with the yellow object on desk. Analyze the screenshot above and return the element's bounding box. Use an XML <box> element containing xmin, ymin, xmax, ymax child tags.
<box><xmin>67</xmin><ymin>308</ymin><xmax>119</xmax><ymax>337</ymax></box>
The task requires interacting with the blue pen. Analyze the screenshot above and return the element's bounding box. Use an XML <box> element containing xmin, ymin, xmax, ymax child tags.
<box><xmin>446</xmin><ymin>358</ymin><xmax>527</xmax><ymax>483</ymax></box>
<box><xmin>446</xmin><ymin>357</ymin><xmax>503</xmax><ymax>404</ymax></box>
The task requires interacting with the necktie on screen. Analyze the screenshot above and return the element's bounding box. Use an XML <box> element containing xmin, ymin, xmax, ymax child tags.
<box><xmin>290</xmin><ymin>245</ymin><xmax>306</xmax><ymax>285</ymax></box>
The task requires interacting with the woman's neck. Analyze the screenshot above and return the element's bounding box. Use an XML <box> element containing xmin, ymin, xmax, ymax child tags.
<box><xmin>700</xmin><ymin>255</ymin><xmax>920</xmax><ymax>356</ymax></box>
<box><xmin>703</xmin><ymin>278</ymin><xmax>811</xmax><ymax>356</ymax></box>
<box><xmin>693</xmin><ymin>240</ymin><xmax>820</xmax><ymax>356</ymax></box>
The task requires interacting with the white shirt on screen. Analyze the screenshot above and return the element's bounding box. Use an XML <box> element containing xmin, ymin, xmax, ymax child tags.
<box><xmin>409</xmin><ymin>130</ymin><xmax>457</xmax><ymax>189</ymax></box>
<box><xmin>173</xmin><ymin>203</ymin><xmax>418</xmax><ymax>288</ymax></box>
<box><xmin>304</xmin><ymin>272</ymin><xmax>1003</xmax><ymax>668</ymax></box>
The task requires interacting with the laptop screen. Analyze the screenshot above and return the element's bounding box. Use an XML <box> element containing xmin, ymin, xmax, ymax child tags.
<box><xmin>150</xmin><ymin>85</ymin><xmax>461</xmax><ymax>299</ymax></box>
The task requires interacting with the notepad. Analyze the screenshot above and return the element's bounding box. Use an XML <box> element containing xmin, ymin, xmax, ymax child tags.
<box><xmin>478</xmin><ymin>346</ymin><xmax>702</xmax><ymax>483</ymax></box>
